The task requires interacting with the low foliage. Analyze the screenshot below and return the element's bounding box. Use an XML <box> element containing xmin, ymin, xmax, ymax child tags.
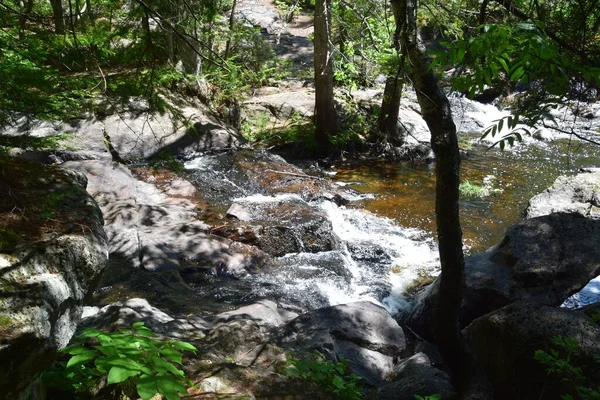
<box><xmin>44</xmin><ymin>322</ymin><xmax>197</xmax><ymax>400</ymax></box>
<box><xmin>285</xmin><ymin>353</ymin><xmax>363</xmax><ymax>400</ymax></box>
<box><xmin>535</xmin><ymin>336</ymin><xmax>600</xmax><ymax>400</ymax></box>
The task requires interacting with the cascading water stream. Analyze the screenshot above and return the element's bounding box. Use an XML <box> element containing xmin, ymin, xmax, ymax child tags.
<box><xmin>227</xmin><ymin>193</ymin><xmax>440</xmax><ymax>316</ymax></box>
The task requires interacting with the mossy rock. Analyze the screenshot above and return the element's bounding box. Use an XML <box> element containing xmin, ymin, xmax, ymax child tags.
<box><xmin>0</xmin><ymin>229</ymin><xmax>20</xmax><ymax>252</ymax></box>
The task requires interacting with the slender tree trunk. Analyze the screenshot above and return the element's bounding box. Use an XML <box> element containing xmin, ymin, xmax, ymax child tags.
<box><xmin>50</xmin><ymin>0</ymin><xmax>65</xmax><ymax>34</ymax></box>
<box><xmin>314</xmin><ymin>0</ymin><xmax>338</xmax><ymax>155</ymax></box>
<box><xmin>378</xmin><ymin>0</ymin><xmax>404</xmax><ymax>146</ymax></box>
<box><xmin>142</xmin><ymin>10</ymin><xmax>154</xmax><ymax>59</ymax></box>
<box><xmin>398</xmin><ymin>0</ymin><xmax>492</xmax><ymax>398</ymax></box>
<box><xmin>224</xmin><ymin>0</ymin><xmax>237</xmax><ymax>59</ymax></box>
<box><xmin>18</xmin><ymin>0</ymin><xmax>34</xmax><ymax>34</ymax></box>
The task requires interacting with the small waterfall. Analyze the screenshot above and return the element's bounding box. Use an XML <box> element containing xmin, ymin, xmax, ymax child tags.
<box><xmin>233</xmin><ymin>194</ymin><xmax>440</xmax><ymax>316</ymax></box>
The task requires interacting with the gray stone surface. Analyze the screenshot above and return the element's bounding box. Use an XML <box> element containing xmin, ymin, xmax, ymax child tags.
<box><xmin>0</xmin><ymin>164</ymin><xmax>108</xmax><ymax>400</ymax></box>
<box><xmin>525</xmin><ymin>170</ymin><xmax>600</xmax><ymax>219</ymax></box>
<box><xmin>279</xmin><ymin>301</ymin><xmax>406</xmax><ymax>385</ymax></box>
<box><xmin>464</xmin><ymin>301</ymin><xmax>600</xmax><ymax>399</ymax></box>
<box><xmin>214</xmin><ymin>300</ymin><xmax>298</xmax><ymax>328</ymax></box>
<box><xmin>3</xmin><ymin>97</ymin><xmax>244</xmax><ymax>162</ymax></box>
<box><xmin>80</xmin><ymin>298</ymin><xmax>210</xmax><ymax>338</ymax></box>
<box><xmin>243</xmin><ymin>90</ymin><xmax>315</xmax><ymax>120</ymax></box>
<box><xmin>65</xmin><ymin>160</ymin><xmax>269</xmax><ymax>275</ymax></box>
<box><xmin>405</xmin><ymin>213</ymin><xmax>600</xmax><ymax>341</ymax></box>
<box><xmin>218</xmin><ymin>198</ymin><xmax>341</xmax><ymax>256</ymax></box>
<box><xmin>368</xmin><ymin>353</ymin><xmax>455</xmax><ymax>400</ymax></box>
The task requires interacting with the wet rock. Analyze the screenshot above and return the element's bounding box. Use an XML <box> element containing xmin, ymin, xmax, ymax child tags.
<box><xmin>164</xmin><ymin>178</ymin><xmax>197</xmax><ymax>197</ymax></box>
<box><xmin>532</xmin><ymin>128</ymin><xmax>555</xmax><ymax>141</ymax></box>
<box><xmin>406</xmin><ymin>213</ymin><xmax>600</xmax><ymax>341</ymax></box>
<box><xmin>464</xmin><ymin>301</ymin><xmax>600</xmax><ymax>399</ymax></box>
<box><xmin>187</xmin><ymin>150</ymin><xmax>357</xmax><ymax>205</ymax></box>
<box><xmin>368</xmin><ymin>353</ymin><xmax>455</xmax><ymax>400</ymax></box>
<box><xmin>227</xmin><ymin>203</ymin><xmax>252</xmax><ymax>221</ymax></box>
<box><xmin>0</xmin><ymin>158</ymin><xmax>108</xmax><ymax>400</ymax></box>
<box><xmin>525</xmin><ymin>170</ymin><xmax>600</xmax><ymax>219</ymax></box>
<box><xmin>217</xmin><ymin>198</ymin><xmax>341</xmax><ymax>256</ymax></box>
<box><xmin>278</xmin><ymin>302</ymin><xmax>407</xmax><ymax>386</ymax></box>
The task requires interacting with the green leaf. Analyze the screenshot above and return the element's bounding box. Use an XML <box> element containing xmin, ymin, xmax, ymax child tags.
<box><xmin>498</xmin><ymin>58</ymin><xmax>509</xmax><ymax>73</ymax></box>
<box><xmin>157</xmin><ymin>373</ymin><xmax>188</xmax><ymax>400</ymax></box>
<box><xmin>159</xmin><ymin>347</ymin><xmax>183</xmax><ymax>364</ymax></box>
<box><xmin>510</xmin><ymin>66</ymin><xmax>525</xmax><ymax>81</ymax></box>
<box><xmin>497</xmin><ymin>118</ymin><xmax>504</xmax><ymax>133</ymax></box>
<box><xmin>170</xmin><ymin>341</ymin><xmax>198</xmax><ymax>353</ymax></box>
<box><xmin>62</xmin><ymin>346</ymin><xmax>91</xmax><ymax>355</ymax></box>
<box><xmin>96</xmin><ymin>356</ymin><xmax>151</xmax><ymax>374</ymax></box>
<box><xmin>107</xmin><ymin>366</ymin><xmax>141</xmax><ymax>384</ymax></box>
<box><xmin>137</xmin><ymin>374</ymin><xmax>159</xmax><ymax>400</ymax></box>
<box><xmin>66</xmin><ymin>352</ymin><xmax>96</xmax><ymax>368</ymax></box>
<box><xmin>151</xmin><ymin>356</ymin><xmax>184</xmax><ymax>377</ymax></box>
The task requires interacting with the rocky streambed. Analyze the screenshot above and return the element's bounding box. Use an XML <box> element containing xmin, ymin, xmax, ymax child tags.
<box><xmin>2</xmin><ymin>87</ymin><xmax>600</xmax><ymax>398</ymax></box>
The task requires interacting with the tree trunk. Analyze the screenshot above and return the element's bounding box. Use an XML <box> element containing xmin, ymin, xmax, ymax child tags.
<box><xmin>18</xmin><ymin>0</ymin><xmax>34</xmax><ymax>34</ymax></box>
<box><xmin>314</xmin><ymin>0</ymin><xmax>338</xmax><ymax>155</ymax></box>
<box><xmin>224</xmin><ymin>0</ymin><xmax>237</xmax><ymax>59</ymax></box>
<box><xmin>50</xmin><ymin>0</ymin><xmax>65</xmax><ymax>34</ymax></box>
<box><xmin>398</xmin><ymin>0</ymin><xmax>492</xmax><ymax>398</ymax></box>
<box><xmin>377</xmin><ymin>0</ymin><xmax>404</xmax><ymax>146</ymax></box>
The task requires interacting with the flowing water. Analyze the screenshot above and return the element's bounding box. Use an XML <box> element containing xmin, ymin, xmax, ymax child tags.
<box><xmin>183</xmin><ymin>137</ymin><xmax>600</xmax><ymax>315</ymax></box>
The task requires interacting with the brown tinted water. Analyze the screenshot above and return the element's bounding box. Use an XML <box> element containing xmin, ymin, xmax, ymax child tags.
<box><xmin>333</xmin><ymin>138</ymin><xmax>600</xmax><ymax>253</ymax></box>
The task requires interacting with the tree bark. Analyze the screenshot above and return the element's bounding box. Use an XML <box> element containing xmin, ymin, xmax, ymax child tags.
<box><xmin>377</xmin><ymin>0</ymin><xmax>404</xmax><ymax>146</ymax></box>
<box><xmin>314</xmin><ymin>0</ymin><xmax>338</xmax><ymax>155</ymax></box>
<box><xmin>50</xmin><ymin>0</ymin><xmax>65</xmax><ymax>34</ymax></box>
<box><xmin>398</xmin><ymin>0</ymin><xmax>492</xmax><ymax>398</ymax></box>
<box><xmin>18</xmin><ymin>0</ymin><xmax>34</xmax><ymax>34</ymax></box>
<box><xmin>224</xmin><ymin>0</ymin><xmax>237</xmax><ymax>59</ymax></box>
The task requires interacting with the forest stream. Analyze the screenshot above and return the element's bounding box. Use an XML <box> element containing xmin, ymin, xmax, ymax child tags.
<box><xmin>178</xmin><ymin>136</ymin><xmax>600</xmax><ymax>318</ymax></box>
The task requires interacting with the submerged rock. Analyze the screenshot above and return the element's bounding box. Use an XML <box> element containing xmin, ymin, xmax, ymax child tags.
<box><xmin>0</xmin><ymin>157</ymin><xmax>108</xmax><ymax>400</ymax></box>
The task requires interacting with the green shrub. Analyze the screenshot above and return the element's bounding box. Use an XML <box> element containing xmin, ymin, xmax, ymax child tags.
<box><xmin>44</xmin><ymin>322</ymin><xmax>197</xmax><ymax>400</ymax></box>
<box><xmin>285</xmin><ymin>353</ymin><xmax>363</xmax><ymax>400</ymax></box>
<box><xmin>534</xmin><ymin>336</ymin><xmax>600</xmax><ymax>400</ymax></box>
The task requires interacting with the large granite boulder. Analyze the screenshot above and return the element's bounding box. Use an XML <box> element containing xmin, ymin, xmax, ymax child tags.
<box><xmin>278</xmin><ymin>301</ymin><xmax>407</xmax><ymax>386</ymax></box>
<box><xmin>464</xmin><ymin>301</ymin><xmax>600</xmax><ymax>399</ymax></box>
<box><xmin>0</xmin><ymin>157</ymin><xmax>108</xmax><ymax>400</ymax></box>
<box><xmin>368</xmin><ymin>353</ymin><xmax>455</xmax><ymax>400</ymax></box>
<box><xmin>405</xmin><ymin>213</ymin><xmax>600</xmax><ymax>341</ymax></box>
<box><xmin>525</xmin><ymin>169</ymin><xmax>600</xmax><ymax>219</ymax></box>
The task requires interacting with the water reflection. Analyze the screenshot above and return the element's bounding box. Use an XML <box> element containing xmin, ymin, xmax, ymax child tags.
<box><xmin>333</xmin><ymin>138</ymin><xmax>600</xmax><ymax>253</ymax></box>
